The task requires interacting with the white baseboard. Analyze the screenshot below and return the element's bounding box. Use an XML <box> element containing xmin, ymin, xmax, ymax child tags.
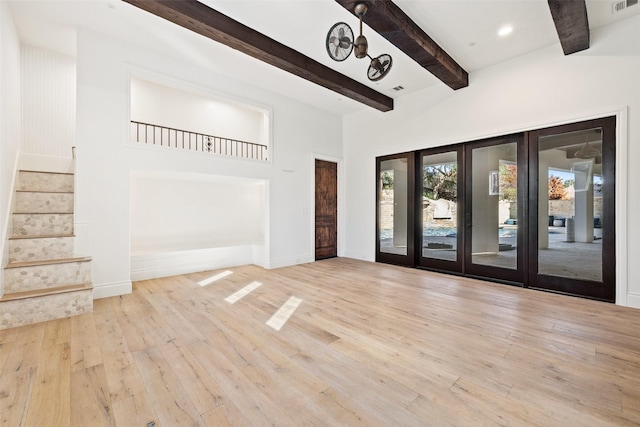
<box><xmin>268</xmin><ymin>254</ymin><xmax>314</xmax><ymax>269</ymax></box>
<box><xmin>131</xmin><ymin>245</ymin><xmax>260</xmax><ymax>281</ymax></box>
<box><xmin>626</xmin><ymin>292</ymin><xmax>640</xmax><ymax>309</ymax></box>
<box><xmin>93</xmin><ymin>280</ymin><xmax>132</xmax><ymax>299</ymax></box>
<box><xmin>19</xmin><ymin>153</ymin><xmax>74</xmax><ymax>173</ymax></box>
<box><xmin>343</xmin><ymin>249</ymin><xmax>374</xmax><ymax>262</ymax></box>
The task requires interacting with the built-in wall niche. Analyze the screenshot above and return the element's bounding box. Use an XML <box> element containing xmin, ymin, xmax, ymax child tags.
<box><xmin>130</xmin><ymin>170</ymin><xmax>267</xmax><ymax>280</ymax></box>
<box><xmin>129</xmin><ymin>76</ymin><xmax>271</xmax><ymax>161</ymax></box>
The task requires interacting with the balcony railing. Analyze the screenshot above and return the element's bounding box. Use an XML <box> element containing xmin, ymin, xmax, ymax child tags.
<box><xmin>131</xmin><ymin>121</ymin><xmax>268</xmax><ymax>161</ymax></box>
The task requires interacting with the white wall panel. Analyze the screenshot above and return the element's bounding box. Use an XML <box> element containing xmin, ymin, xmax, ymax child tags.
<box><xmin>0</xmin><ymin>2</ymin><xmax>22</xmax><ymax>293</ymax></box>
<box><xmin>21</xmin><ymin>45</ymin><xmax>75</xmax><ymax>158</ymax></box>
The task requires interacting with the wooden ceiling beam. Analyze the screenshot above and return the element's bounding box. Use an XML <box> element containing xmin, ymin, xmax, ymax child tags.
<box><xmin>547</xmin><ymin>0</ymin><xmax>590</xmax><ymax>55</ymax></box>
<box><xmin>335</xmin><ymin>0</ymin><xmax>468</xmax><ymax>90</ymax></box>
<box><xmin>123</xmin><ymin>0</ymin><xmax>393</xmax><ymax>112</ymax></box>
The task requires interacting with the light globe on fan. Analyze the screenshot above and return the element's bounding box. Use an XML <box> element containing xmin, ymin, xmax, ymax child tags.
<box><xmin>324</xmin><ymin>3</ymin><xmax>393</xmax><ymax>81</ymax></box>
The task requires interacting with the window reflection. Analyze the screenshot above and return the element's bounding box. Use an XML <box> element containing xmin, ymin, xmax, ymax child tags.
<box><xmin>471</xmin><ymin>143</ymin><xmax>518</xmax><ymax>269</ymax></box>
<box><xmin>422</xmin><ymin>152</ymin><xmax>458</xmax><ymax>261</ymax></box>
<box><xmin>538</xmin><ymin>128</ymin><xmax>603</xmax><ymax>281</ymax></box>
<box><xmin>379</xmin><ymin>158</ymin><xmax>408</xmax><ymax>255</ymax></box>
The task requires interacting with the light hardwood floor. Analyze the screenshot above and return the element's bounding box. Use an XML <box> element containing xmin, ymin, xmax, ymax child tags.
<box><xmin>2</xmin><ymin>257</ymin><xmax>640</xmax><ymax>426</ymax></box>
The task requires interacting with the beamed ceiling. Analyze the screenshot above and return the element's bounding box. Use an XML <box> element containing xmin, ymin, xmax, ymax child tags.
<box><xmin>123</xmin><ymin>0</ymin><xmax>590</xmax><ymax>112</ymax></box>
<box><xmin>123</xmin><ymin>0</ymin><xmax>395</xmax><ymax>112</ymax></box>
<box><xmin>10</xmin><ymin>1</ymin><xmax>638</xmax><ymax>114</ymax></box>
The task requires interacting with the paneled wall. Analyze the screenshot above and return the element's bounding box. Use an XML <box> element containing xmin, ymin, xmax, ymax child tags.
<box><xmin>21</xmin><ymin>45</ymin><xmax>75</xmax><ymax>158</ymax></box>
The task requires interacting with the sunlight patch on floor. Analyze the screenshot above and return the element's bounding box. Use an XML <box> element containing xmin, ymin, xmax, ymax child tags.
<box><xmin>198</xmin><ymin>270</ymin><xmax>233</xmax><ymax>286</ymax></box>
<box><xmin>225</xmin><ymin>281</ymin><xmax>263</xmax><ymax>304</ymax></box>
<box><xmin>266</xmin><ymin>296</ymin><xmax>303</xmax><ymax>331</ymax></box>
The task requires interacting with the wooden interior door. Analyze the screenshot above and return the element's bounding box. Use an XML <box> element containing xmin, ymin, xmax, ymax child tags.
<box><xmin>315</xmin><ymin>159</ymin><xmax>337</xmax><ymax>260</ymax></box>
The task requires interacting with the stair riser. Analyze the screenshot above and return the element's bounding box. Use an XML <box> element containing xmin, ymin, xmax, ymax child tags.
<box><xmin>4</xmin><ymin>261</ymin><xmax>91</xmax><ymax>293</ymax></box>
<box><xmin>0</xmin><ymin>289</ymin><xmax>92</xmax><ymax>330</ymax></box>
<box><xmin>8</xmin><ymin>237</ymin><xmax>75</xmax><ymax>263</ymax></box>
<box><xmin>14</xmin><ymin>192</ymin><xmax>73</xmax><ymax>214</ymax></box>
<box><xmin>18</xmin><ymin>171</ymin><xmax>74</xmax><ymax>193</ymax></box>
<box><xmin>12</xmin><ymin>214</ymin><xmax>74</xmax><ymax>237</ymax></box>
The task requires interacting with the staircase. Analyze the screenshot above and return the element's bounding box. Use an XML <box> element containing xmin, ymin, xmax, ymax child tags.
<box><xmin>0</xmin><ymin>170</ymin><xmax>92</xmax><ymax>330</ymax></box>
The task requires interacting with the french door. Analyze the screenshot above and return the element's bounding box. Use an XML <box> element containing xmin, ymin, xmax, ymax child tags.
<box><xmin>376</xmin><ymin>152</ymin><xmax>415</xmax><ymax>266</ymax></box>
<box><xmin>528</xmin><ymin>117</ymin><xmax>616</xmax><ymax>301</ymax></box>
<box><xmin>464</xmin><ymin>134</ymin><xmax>526</xmax><ymax>284</ymax></box>
<box><xmin>417</xmin><ymin>146</ymin><xmax>463</xmax><ymax>272</ymax></box>
<box><xmin>376</xmin><ymin>117</ymin><xmax>616</xmax><ymax>302</ymax></box>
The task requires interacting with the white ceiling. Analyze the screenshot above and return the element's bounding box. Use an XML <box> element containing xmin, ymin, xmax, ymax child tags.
<box><xmin>8</xmin><ymin>0</ymin><xmax>640</xmax><ymax>115</ymax></box>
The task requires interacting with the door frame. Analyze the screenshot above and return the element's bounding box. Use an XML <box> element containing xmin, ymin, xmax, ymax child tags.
<box><xmin>312</xmin><ymin>153</ymin><xmax>344</xmax><ymax>260</ymax></box>
<box><xmin>373</xmin><ymin>109</ymin><xmax>628</xmax><ymax>305</ymax></box>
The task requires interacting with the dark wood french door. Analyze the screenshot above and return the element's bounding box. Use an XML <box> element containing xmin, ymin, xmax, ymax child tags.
<box><xmin>417</xmin><ymin>146</ymin><xmax>464</xmax><ymax>273</ymax></box>
<box><xmin>315</xmin><ymin>159</ymin><xmax>337</xmax><ymax>260</ymax></box>
<box><xmin>376</xmin><ymin>152</ymin><xmax>415</xmax><ymax>266</ymax></box>
<box><xmin>376</xmin><ymin>117</ymin><xmax>616</xmax><ymax>302</ymax></box>
<box><xmin>527</xmin><ymin>117</ymin><xmax>616</xmax><ymax>301</ymax></box>
<box><xmin>464</xmin><ymin>134</ymin><xmax>527</xmax><ymax>285</ymax></box>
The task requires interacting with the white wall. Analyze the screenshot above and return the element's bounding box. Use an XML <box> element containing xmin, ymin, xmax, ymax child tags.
<box><xmin>75</xmin><ymin>29</ymin><xmax>343</xmax><ymax>298</ymax></box>
<box><xmin>0</xmin><ymin>1</ymin><xmax>22</xmax><ymax>294</ymax></box>
<box><xmin>343</xmin><ymin>16</ymin><xmax>640</xmax><ymax>307</ymax></box>
<box><xmin>130</xmin><ymin>170</ymin><xmax>265</xmax><ymax>253</ymax></box>
<box><xmin>21</xmin><ymin>45</ymin><xmax>75</xmax><ymax>159</ymax></box>
<box><xmin>130</xmin><ymin>77</ymin><xmax>267</xmax><ymax>145</ymax></box>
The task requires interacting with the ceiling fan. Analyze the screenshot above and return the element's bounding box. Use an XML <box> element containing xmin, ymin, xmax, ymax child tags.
<box><xmin>325</xmin><ymin>3</ymin><xmax>393</xmax><ymax>81</ymax></box>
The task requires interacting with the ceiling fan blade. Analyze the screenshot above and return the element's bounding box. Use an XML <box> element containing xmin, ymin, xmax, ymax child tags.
<box><xmin>339</xmin><ymin>27</ymin><xmax>344</xmax><ymax>38</ymax></box>
<box><xmin>335</xmin><ymin>45</ymin><xmax>340</xmax><ymax>58</ymax></box>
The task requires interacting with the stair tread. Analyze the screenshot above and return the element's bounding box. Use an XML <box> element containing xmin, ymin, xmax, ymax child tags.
<box><xmin>4</xmin><ymin>256</ymin><xmax>92</xmax><ymax>269</ymax></box>
<box><xmin>15</xmin><ymin>190</ymin><xmax>74</xmax><ymax>194</ymax></box>
<box><xmin>0</xmin><ymin>284</ymin><xmax>92</xmax><ymax>302</ymax></box>
<box><xmin>13</xmin><ymin>212</ymin><xmax>74</xmax><ymax>215</ymax></box>
<box><xmin>12</xmin><ymin>212</ymin><xmax>73</xmax><ymax>215</ymax></box>
<box><xmin>9</xmin><ymin>233</ymin><xmax>75</xmax><ymax>240</ymax></box>
<box><xmin>19</xmin><ymin>170</ymin><xmax>74</xmax><ymax>176</ymax></box>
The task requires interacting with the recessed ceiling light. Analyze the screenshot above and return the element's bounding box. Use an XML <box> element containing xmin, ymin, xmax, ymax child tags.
<box><xmin>498</xmin><ymin>25</ymin><xmax>513</xmax><ymax>37</ymax></box>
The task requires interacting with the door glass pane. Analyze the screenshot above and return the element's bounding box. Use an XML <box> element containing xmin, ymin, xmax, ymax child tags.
<box><xmin>422</xmin><ymin>152</ymin><xmax>458</xmax><ymax>261</ymax></box>
<box><xmin>379</xmin><ymin>158</ymin><xmax>408</xmax><ymax>255</ymax></box>
<box><xmin>471</xmin><ymin>143</ymin><xmax>518</xmax><ymax>269</ymax></box>
<box><xmin>538</xmin><ymin>128</ymin><xmax>603</xmax><ymax>281</ymax></box>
